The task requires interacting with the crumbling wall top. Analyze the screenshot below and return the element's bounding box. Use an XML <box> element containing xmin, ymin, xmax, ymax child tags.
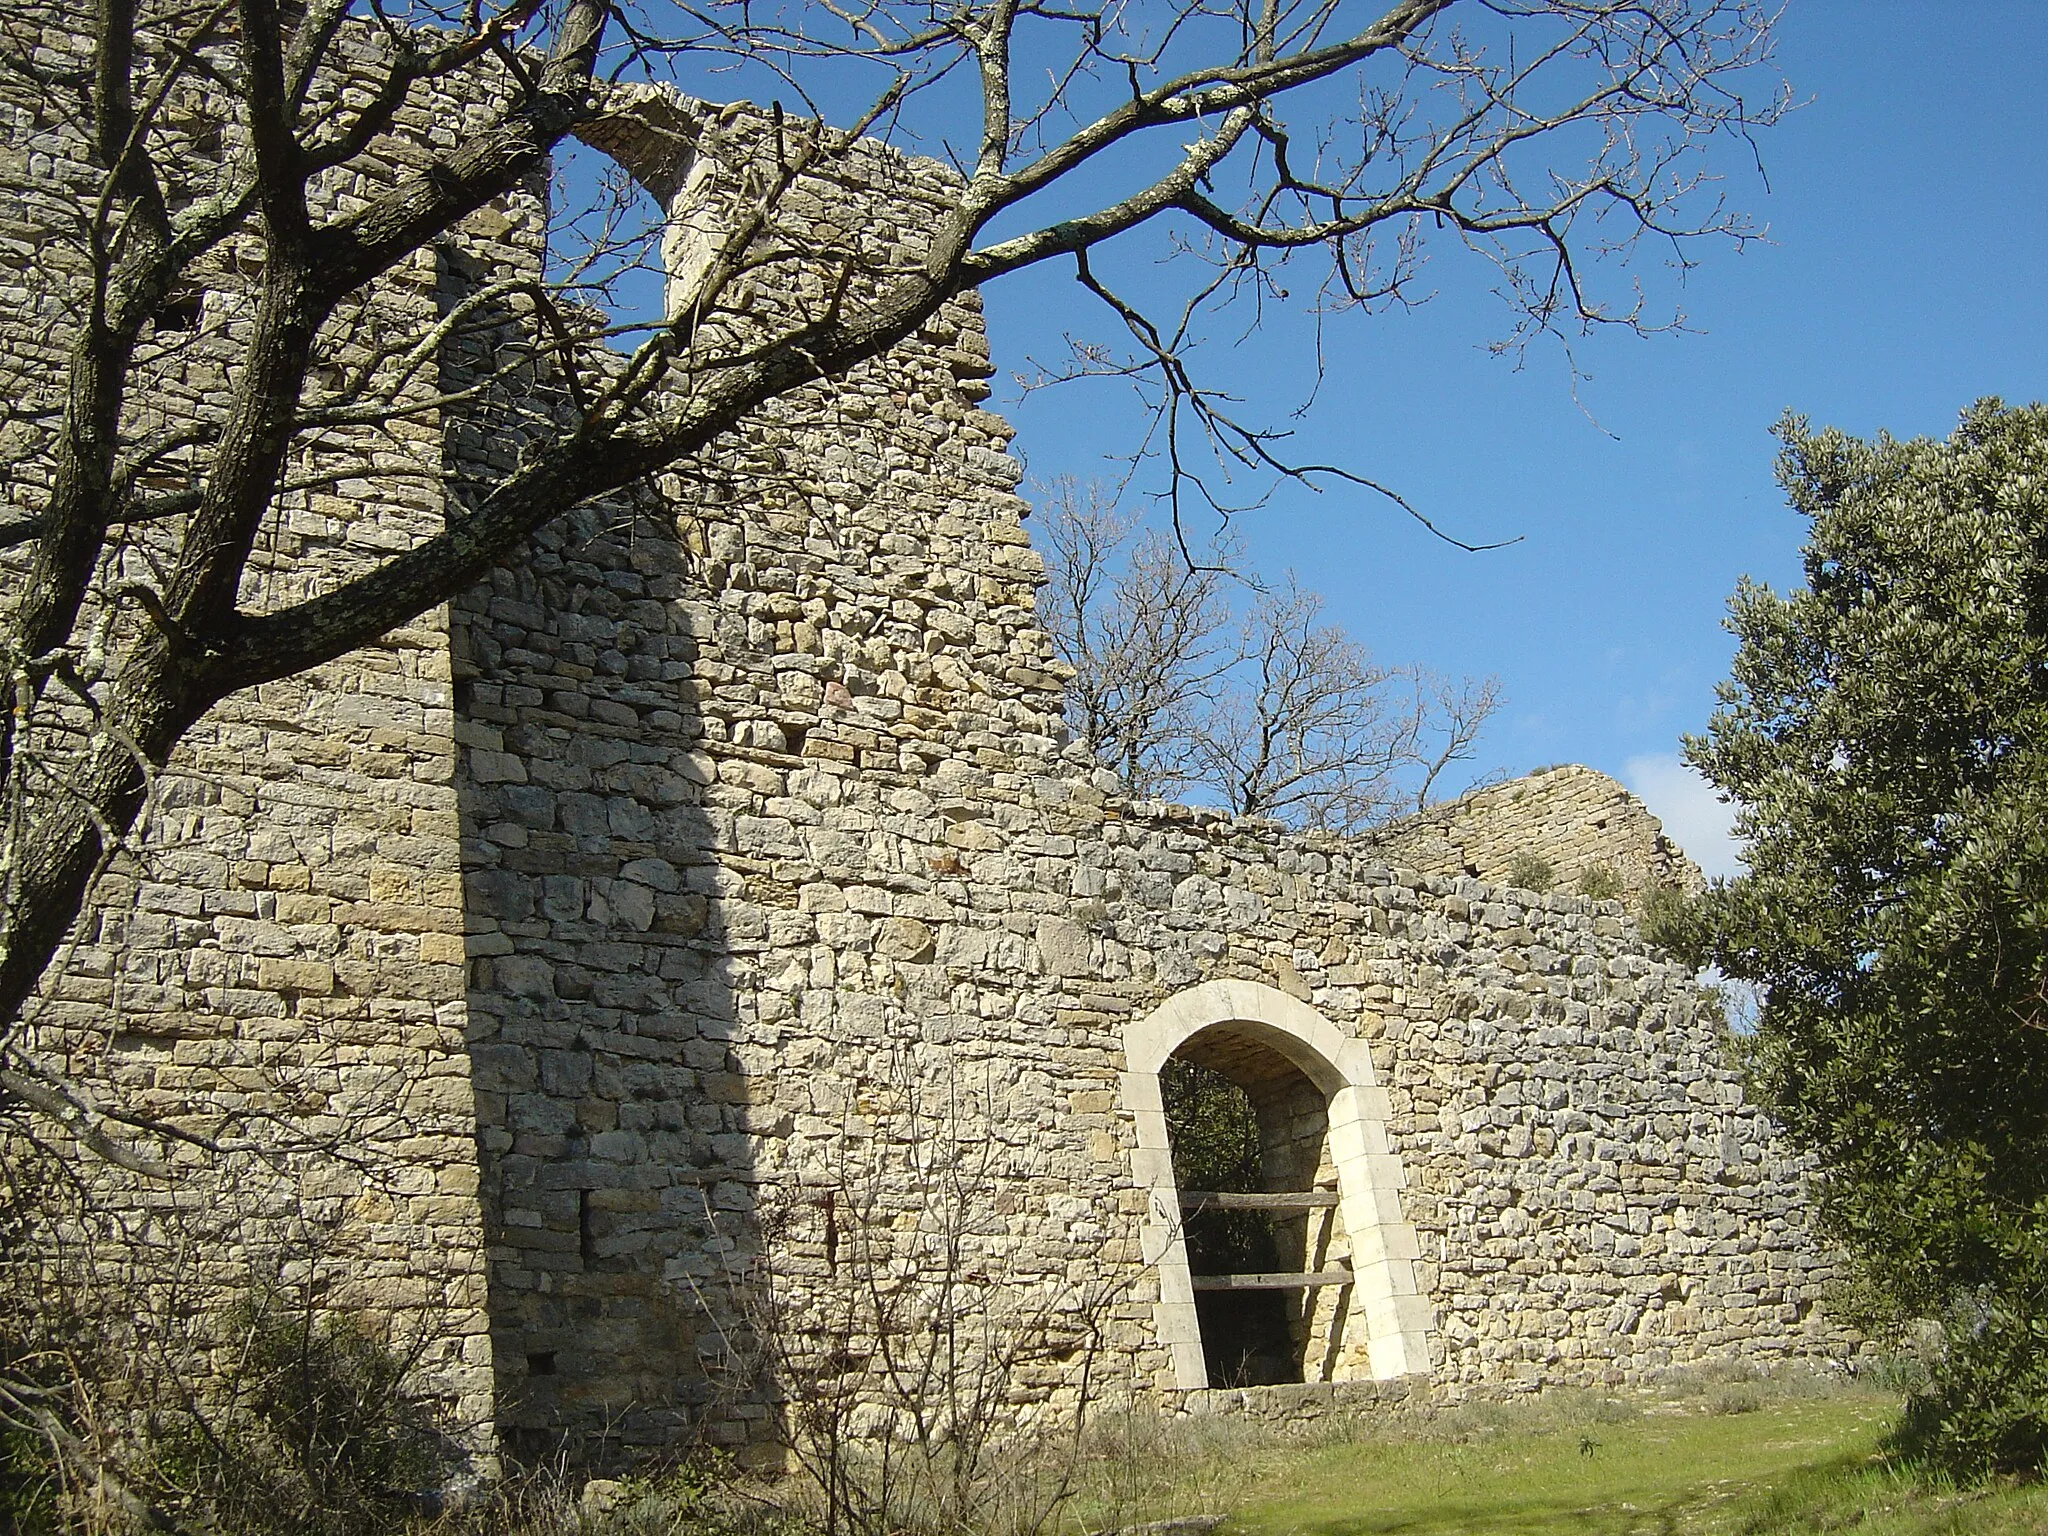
<box><xmin>1362</xmin><ymin>763</ymin><xmax>1701</xmax><ymax>900</ymax></box>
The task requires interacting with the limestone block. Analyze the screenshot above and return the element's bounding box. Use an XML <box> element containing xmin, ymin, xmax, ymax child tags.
<box><xmin>1036</xmin><ymin>915</ymin><xmax>1092</xmax><ymax>978</ymax></box>
<box><xmin>875</xmin><ymin>916</ymin><xmax>936</xmax><ymax>962</ymax></box>
<box><xmin>255</xmin><ymin>957</ymin><xmax>336</xmax><ymax>995</ymax></box>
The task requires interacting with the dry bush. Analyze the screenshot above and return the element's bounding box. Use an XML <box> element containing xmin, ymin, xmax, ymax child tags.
<box><xmin>685</xmin><ymin>1061</ymin><xmax>1136</xmax><ymax>1536</ymax></box>
<box><xmin>0</xmin><ymin>1124</ymin><xmax>472</xmax><ymax>1535</ymax></box>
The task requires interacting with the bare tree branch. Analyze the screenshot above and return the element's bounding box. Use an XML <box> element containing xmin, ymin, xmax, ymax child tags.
<box><xmin>1039</xmin><ymin>483</ymin><xmax>1504</xmax><ymax>827</ymax></box>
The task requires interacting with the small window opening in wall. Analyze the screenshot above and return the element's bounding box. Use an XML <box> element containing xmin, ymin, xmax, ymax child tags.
<box><xmin>526</xmin><ymin>1351</ymin><xmax>558</xmax><ymax>1377</ymax></box>
<box><xmin>151</xmin><ymin>293</ymin><xmax>203</xmax><ymax>333</ymax></box>
<box><xmin>1163</xmin><ymin>1049</ymin><xmax>1335</xmax><ymax>1387</ymax></box>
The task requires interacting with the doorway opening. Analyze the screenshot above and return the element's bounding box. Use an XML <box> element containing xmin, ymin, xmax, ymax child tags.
<box><xmin>1125</xmin><ymin>980</ymin><xmax>1433</xmax><ymax>1390</ymax></box>
<box><xmin>1162</xmin><ymin>1026</ymin><xmax>1347</xmax><ymax>1388</ymax></box>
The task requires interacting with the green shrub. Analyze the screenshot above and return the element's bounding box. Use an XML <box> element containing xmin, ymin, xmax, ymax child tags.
<box><xmin>1886</xmin><ymin>1291</ymin><xmax>2048</xmax><ymax>1476</ymax></box>
<box><xmin>554</xmin><ymin>1458</ymin><xmax>753</xmax><ymax>1536</ymax></box>
<box><xmin>1575</xmin><ymin>863</ymin><xmax>1622</xmax><ymax>901</ymax></box>
<box><xmin>1504</xmin><ymin>851</ymin><xmax>1555</xmax><ymax>894</ymax></box>
<box><xmin>1638</xmin><ymin>882</ymin><xmax>1693</xmax><ymax>954</ymax></box>
<box><xmin>0</xmin><ymin>1426</ymin><xmax>60</xmax><ymax>1536</ymax></box>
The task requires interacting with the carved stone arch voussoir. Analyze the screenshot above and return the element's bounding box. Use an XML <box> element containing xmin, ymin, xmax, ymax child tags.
<box><xmin>1121</xmin><ymin>979</ymin><xmax>1434</xmax><ymax>1390</ymax></box>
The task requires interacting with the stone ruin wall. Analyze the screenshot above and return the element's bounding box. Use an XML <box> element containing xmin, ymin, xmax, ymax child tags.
<box><xmin>0</xmin><ymin>9</ymin><xmax>548</xmax><ymax>1445</ymax></box>
<box><xmin>458</xmin><ymin>440</ymin><xmax>1854</xmax><ymax>1454</ymax></box>
<box><xmin>1368</xmin><ymin>763</ymin><xmax>1702</xmax><ymax>902</ymax></box>
<box><xmin>448</xmin><ymin>86</ymin><xmax>1853</xmax><ymax>1451</ymax></box>
<box><xmin>1</xmin><ymin>29</ymin><xmax>1853</xmax><ymax>1469</ymax></box>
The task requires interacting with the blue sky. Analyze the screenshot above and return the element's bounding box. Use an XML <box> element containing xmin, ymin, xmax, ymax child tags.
<box><xmin>977</xmin><ymin>4</ymin><xmax>2048</xmax><ymax>876</ymax></box>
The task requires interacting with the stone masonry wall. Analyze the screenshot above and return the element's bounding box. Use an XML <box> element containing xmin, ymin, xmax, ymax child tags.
<box><xmin>0</xmin><ymin>11</ymin><xmax>554</xmax><ymax>1443</ymax></box>
<box><xmin>459</xmin><ymin>529</ymin><xmax>1857</xmax><ymax>1449</ymax></box>
<box><xmin>1369</xmin><ymin>763</ymin><xmax>1702</xmax><ymax>902</ymax></box>
<box><xmin>451</xmin><ymin>82</ymin><xmax>1853</xmax><ymax>1450</ymax></box>
<box><xmin>452</xmin><ymin>299</ymin><xmax>1080</xmax><ymax>1455</ymax></box>
<box><xmin>1</xmin><ymin>29</ymin><xmax>1850</xmax><ymax>1474</ymax></box>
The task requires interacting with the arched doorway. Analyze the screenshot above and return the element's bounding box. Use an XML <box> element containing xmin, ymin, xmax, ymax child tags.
<box><xmin>1122</xmin><ymin>981</ymin><xmax>1433</xmax><ymax>1391</ymax></box>
<box><xmin>1162</xmin><ymin>1037</ymin><xmax>1336</xmax><ymax>1385</ymax></box>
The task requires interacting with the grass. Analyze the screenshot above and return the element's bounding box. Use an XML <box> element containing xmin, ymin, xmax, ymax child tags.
<box><xmin>107</xmin><ymin>1370</ymin><xmax>2033</xmax><ymax>1536</ymax></box>
<box><xmin>1100</xmin><ymin>1382</ymin><xmax>2048</xmax><ymax>1536</ymax></box>
<box><xmin>1723</xmin><ymin>1457</ymin><xmax>2048</xmax><ymax>1536</ymax></box>
<box><xmin>451</xmin><ymin>1378</ymin><xmax>2048</xmax><ymax>1536</ymax></box>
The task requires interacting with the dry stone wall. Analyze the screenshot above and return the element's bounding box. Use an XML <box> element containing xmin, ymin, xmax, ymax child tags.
<box><xmin>448</xmin><ymin>80</ymin><xmax>1852</xmax><ymax>1441</ymax></box>
<box><xmin>0</xmin><ymin>34</ymin><xmax>1852</xmax><ymax>1474</ymax></box>
<box><xmin>0</xmin><ymin>10</ymin><xmax>553</xmax><ymax>1447</ymax></box>
<box><xmin>1369</xmin><ymin>763</ymin><xmax>1701</xmax><ymax>902</ymax></box>
<box><xmin>460</xmin><ymin>492</ymin><xmax>1856</xmax><ymax>1446</ymax></box>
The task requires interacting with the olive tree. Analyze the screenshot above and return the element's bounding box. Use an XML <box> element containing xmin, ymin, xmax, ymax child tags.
<box><xmin>1683</xmin><ymin>402</ymin><xmax>2048</xmax><ymax>1473</ymax></box>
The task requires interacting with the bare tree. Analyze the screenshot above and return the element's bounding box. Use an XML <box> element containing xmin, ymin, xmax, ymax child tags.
<box><xmin>1199</xmin><ymin>581</ymin><xmax>1400</xmax><ymax>827</ymax></box>
<box><xmin>1040</xmin><ymin>487</ymin><xmax>1501</xmax><ymax>830</ymax></box>
<box><xmin>1409</xmin><ymin>668</ymin><xmax>1504</xmax><ymax>812</ymax></box>
<box><xmin>1035</xmin><ymin>477</ymin><xmax>1238</xmax><ymax>798</ymax></box>
<box><xmin>0</xmin><ymin>0</ymin><xmax>1783</xmax><ymax>1094</ymax></box>
<box><xmin>1194</xmin><ymin>579</ymin><xmax>1499</xmax><ymax>831</ymax></box>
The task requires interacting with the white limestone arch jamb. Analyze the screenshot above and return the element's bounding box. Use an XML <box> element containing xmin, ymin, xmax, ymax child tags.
<box><xmin>1122</xmin><ymin>979</ymin><xmax>1433</xmax><ymax>1389</ymax></box>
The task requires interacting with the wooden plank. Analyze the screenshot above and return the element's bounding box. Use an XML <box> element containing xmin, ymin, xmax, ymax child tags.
<box><xmin>1178</xmin><ymin>1190</ymin><xmax>1340</xmax><ymax>1210</ymax></box>
<box><xmin>1190</xmin><ymin>1269</ymin><xmax>1355</xmax><ymax>1292</ymax></box>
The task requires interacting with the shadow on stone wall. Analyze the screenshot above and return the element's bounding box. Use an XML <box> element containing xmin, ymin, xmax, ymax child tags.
<box><xmin>453</xmin><ymin>495</ymin><xmax>765</xmax><ymax>1467</ymax></box>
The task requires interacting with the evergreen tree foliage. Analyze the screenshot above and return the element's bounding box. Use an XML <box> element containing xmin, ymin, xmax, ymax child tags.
<box><xmin>1683</xmin><ymin>401</ymin><xmax>2048</xmax><ymax>1473</ymax></box>
<box><xmin>1161</xmin><ymin>1058</ymin><xmax>1276</xmax><ymax>1275</ymax></box>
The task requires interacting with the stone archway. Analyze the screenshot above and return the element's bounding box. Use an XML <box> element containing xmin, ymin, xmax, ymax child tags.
<box><xmin>1122</xmin><ymin>980</ymin><xmax>1433</xmax><ymax>1390</ymax></box>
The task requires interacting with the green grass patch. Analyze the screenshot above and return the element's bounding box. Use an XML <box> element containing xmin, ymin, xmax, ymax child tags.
<box><xmin>1723</xmin><ymin>1456</ymin><xmax>2048</xmax><ymax>1535</ymax></box>
<box><xmin>1220</xmin><ymin>1392</ymin><xmax>1882</xmax><ymax>1536</ymax></box>
<box><xmin>1184</xmin><ymin>1387</ymin><xmax>2048</xmax><ymax>1536</ymax></box>
<box><xmin>301</xmin><ymin>1377</ymin><xmax>2048</xmax><ymax>1536</ymax></box>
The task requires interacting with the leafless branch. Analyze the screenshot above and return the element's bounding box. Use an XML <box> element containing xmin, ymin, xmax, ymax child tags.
<box><xmin>1039</xmin><ymin>482</ymin><xmax>1503</xmax><ymax>826</ymax></box>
